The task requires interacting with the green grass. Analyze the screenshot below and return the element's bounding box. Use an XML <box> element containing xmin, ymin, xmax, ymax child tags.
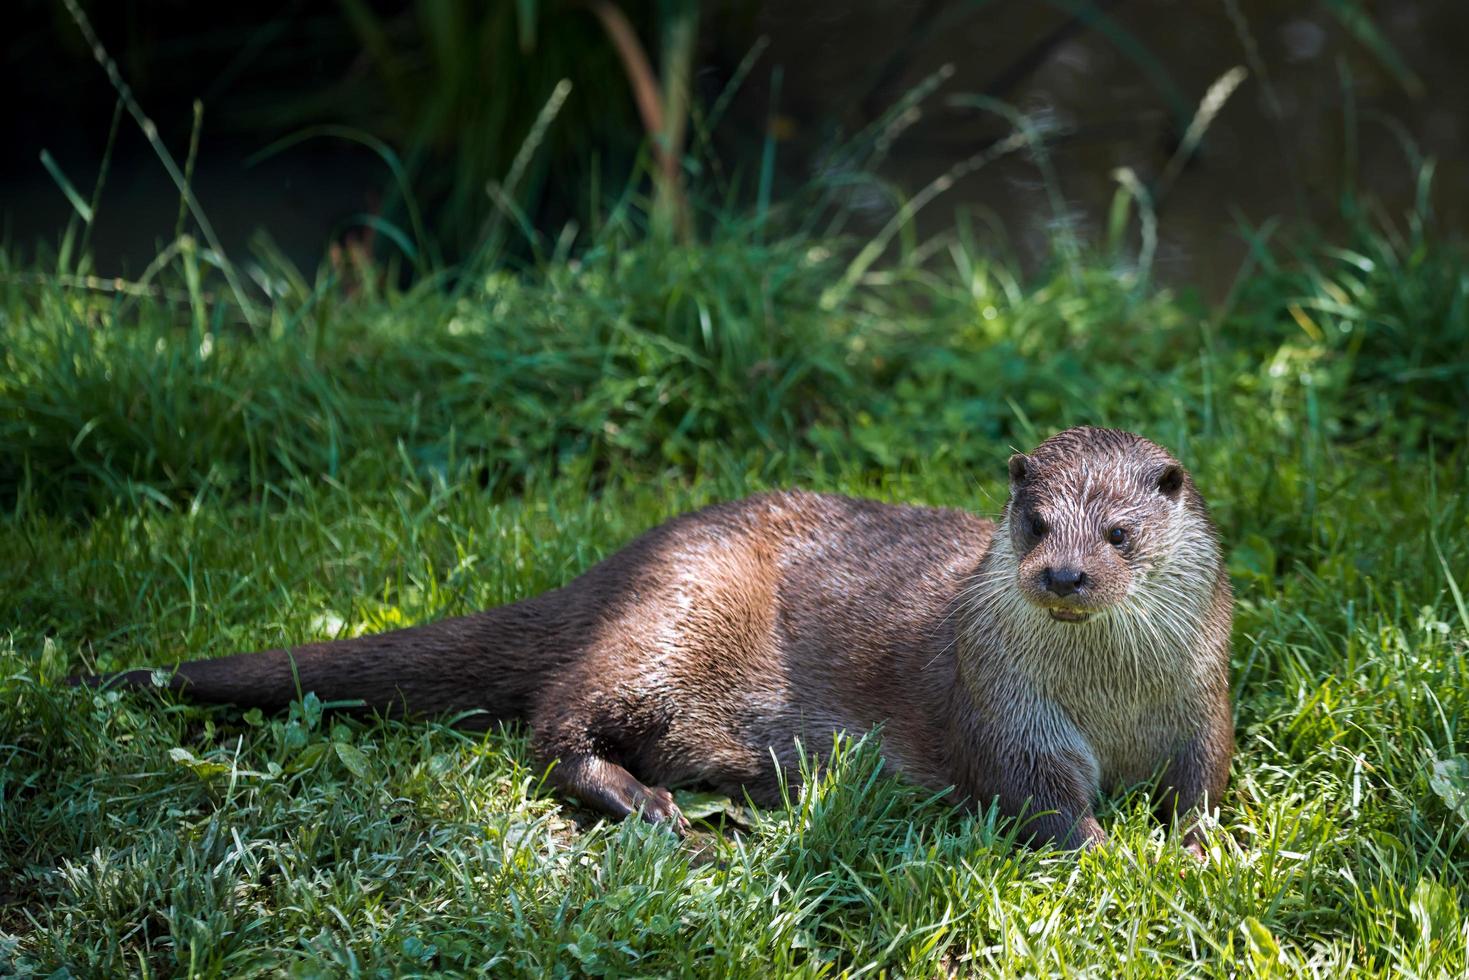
<box><xmin>2</xmin><ymin>201</ymin><xmax>1469</xmax><ymax>975</ymax></box>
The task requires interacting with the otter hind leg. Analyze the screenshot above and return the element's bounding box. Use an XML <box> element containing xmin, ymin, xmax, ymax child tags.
<box><xmin>548</xmin><ymin>753</ymin><xmax>691</xmax><ymax>834</ymax></box>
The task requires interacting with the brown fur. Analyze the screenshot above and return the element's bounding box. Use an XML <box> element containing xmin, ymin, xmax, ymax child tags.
<box><xmin>79</xmin><ymin>427</ymin><xmax>1233</xmax><ymax>849</ymax></box>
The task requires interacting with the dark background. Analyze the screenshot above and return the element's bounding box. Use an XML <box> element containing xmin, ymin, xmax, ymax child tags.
<box><xmin>4</xmin><ymin>1</ymin><xmax>1463</xmax><ymax>298</ymax></box>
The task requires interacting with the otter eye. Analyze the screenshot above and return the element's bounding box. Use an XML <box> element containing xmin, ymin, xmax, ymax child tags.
<box><xmin>1107</xmin><ymin>526</ymin><xmax>1127</xmax><ymax>547</ymax></box>
<box><xmin>1029</xmin><ymin>515</ymin><xmax>1047</xmax><ymax>537</ymax></box>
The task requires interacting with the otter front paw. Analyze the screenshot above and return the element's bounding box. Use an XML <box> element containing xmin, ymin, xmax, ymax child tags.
<box><xmin>1181</xmin><ymin>829</ymin><xmax>1211</xmax><ymax>863</ymax></box>
<box><xmin>1066</xmin><ymin>815</ymin><xmax>1108</xmax><ymax>851</ymax></box>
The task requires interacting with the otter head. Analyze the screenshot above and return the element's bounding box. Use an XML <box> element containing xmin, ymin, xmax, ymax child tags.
<box><xmin>1002</xmin><ymin>427</ymin><xmax>1200</xmax><ymax>624</ymax></box>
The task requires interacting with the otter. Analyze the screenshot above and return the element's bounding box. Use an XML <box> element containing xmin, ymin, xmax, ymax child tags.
<box><xmin>81</xmin><ymin>427</ymin><xmax>1233</xmax><ymax>851</ymax></box>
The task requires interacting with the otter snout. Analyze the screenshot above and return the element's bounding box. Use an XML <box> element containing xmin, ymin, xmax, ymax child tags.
<box><xmin>1043</xmin><ymin>566</ymin><xmax>1086</xmax><ymax>597</ymax></box>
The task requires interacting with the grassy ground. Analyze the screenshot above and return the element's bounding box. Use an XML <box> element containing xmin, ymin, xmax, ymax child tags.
<box><xmin>2</xmin><ymin>203</ymin><xmax>1468</xmax><ymax>975</ymax></box>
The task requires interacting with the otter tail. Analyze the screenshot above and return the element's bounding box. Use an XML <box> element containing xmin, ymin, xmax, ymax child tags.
<box><xmin>73</xmin><ymin>594</ymin><xmax>572</xmax><ymax>727</ymax></box>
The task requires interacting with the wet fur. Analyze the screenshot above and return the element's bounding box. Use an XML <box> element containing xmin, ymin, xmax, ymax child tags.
<box><xmin>80</xmin><ymin>427</ymin><xmax>1233</xmax><ymax>848</ymax></box>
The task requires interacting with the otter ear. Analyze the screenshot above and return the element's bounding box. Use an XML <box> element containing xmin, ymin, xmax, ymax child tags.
<box><xmin>1008</xmin><ymin>453</ymin><xmax>1031</xmax><ymax>485</ymax></box>
<box><xmin>1157</xmin><ymin>464</ymin><xmax>1184</xmax><ymax>499</ymax></box>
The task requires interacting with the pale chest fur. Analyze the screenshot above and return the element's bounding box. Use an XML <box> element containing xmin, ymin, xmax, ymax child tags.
<box><xmin>965</xmin><ymin>595</ymin><xmax>1215</xmax><ymax>792</ymax></box>
<box><xmin>1048</xmin><ymin>673</ymin><xmax>1197</xmax><ymax>789</ymax></box>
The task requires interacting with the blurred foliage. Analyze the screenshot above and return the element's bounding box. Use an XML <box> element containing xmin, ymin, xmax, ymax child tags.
<box><xmin>13</xmin><ymin>0</ymin><xmax>1427</xmax><ymax>279</ymax></box>
<box><xmin>273</xmin><ymin>0</ymin><xmax>651</xmax><ymax>261</ymax></box>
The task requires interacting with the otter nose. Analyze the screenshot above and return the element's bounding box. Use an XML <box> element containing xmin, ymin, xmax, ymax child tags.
<box><xmin>1044</xmin><ymin>567</ymin><xmax>1086</xmax><ymax>597</ymax></box>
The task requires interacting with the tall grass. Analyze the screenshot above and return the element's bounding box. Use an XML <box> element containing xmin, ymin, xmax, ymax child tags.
<box><xmin>8</xmin><ymin>184</ymin><xmax>1464</xmax><ymax>514</ymax></box>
